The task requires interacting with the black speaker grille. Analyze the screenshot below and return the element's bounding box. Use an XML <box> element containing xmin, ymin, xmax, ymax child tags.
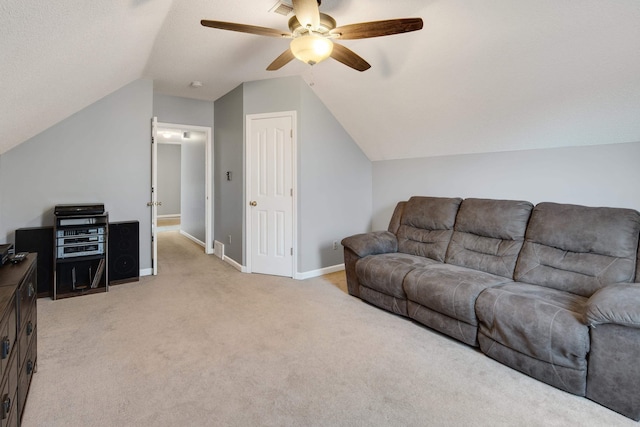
<box><xmin>15</xmin><ymin>226</ymin><xmax>54</xmax><ymax>297</ymax></box>
<box><xmin>108</xmin><ymin>221</ymin><xmax>139</xmax><ymax>285</ymax></box>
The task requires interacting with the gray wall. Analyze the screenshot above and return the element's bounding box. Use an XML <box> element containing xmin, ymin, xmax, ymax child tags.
<box><xmin>153</xmin><ymin>94</ymin><xmax>214</xmax><ymax>129</ymax></box>
<box><xmin>0</xmin><ymin>79</ymin><xmax>153</xmax><ymax>270</ymax></box>
<box><xmin>372</xmin><ymin>141</ymin><xmax>640</xmax><ymax>230</ymax></box>
<box><xmin>214</xmin><ymin>84</ymin><xmax>244</xmax><ymax>263</ymax></box>
<box><xmin>181</xmin><ymin>132</ymin><xmax>206</xmax><ymax>243</ymax></box>
<box><xmin>214</xmin><ymin>76</ymin><xmax>372</xmax><ymax>273</ymax></box>
<box><xmin>243</xmin><ymin>77</ymin><xmax>301</xmax><ymax>115</ymax></box>
<box><xmin>298</xmin><ymin>81</ymin><xmax>371</xmax><ymax>271</ymax></box>
<box><xmin>157</xmin><ymin>143</ymin><xmax>181</xmax><ymax>216</ymax></box>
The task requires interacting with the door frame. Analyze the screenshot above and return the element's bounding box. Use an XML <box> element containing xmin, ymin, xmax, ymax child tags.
<box><xmin>152</xmin><ymin>120</ymin><xmax>213</xmax><ymax>275</ymax></box>
<box><xmin>244</xmin><ymin>111</ymin><xmax>297</xmax><ymax>276</ymax></box>
<box><xmin>151</xmin><ymin>117</ymin><xmax>158</xmax><ymax>275</ymax></box>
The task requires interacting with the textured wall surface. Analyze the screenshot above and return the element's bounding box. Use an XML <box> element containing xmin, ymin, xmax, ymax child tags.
<box><xmin>0</xmin><ymin>79</ymin><xmax>154</xmax><ymax>270</ymax></box>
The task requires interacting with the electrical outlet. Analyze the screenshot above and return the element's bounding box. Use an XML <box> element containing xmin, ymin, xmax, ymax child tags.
<box><xmin>228</xmin><ymin>235</ymin><xmax>232</xmax><ymax>244</ymax></box>
<box><xmin>332</xmin><ymin>240</ymin><xmax>339</xmax><ymax>250</ymax></box>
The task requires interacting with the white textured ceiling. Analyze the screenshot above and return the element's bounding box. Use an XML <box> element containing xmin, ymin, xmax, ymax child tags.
<box><xmin>2</xmin><ymin>0</ymin><xmax>640</xmax><ymax>160</ymax></box>
<box><xmin>0</xmin><ymin>0</ymin><xmax>174</xmax><ymax>154</ymax></box>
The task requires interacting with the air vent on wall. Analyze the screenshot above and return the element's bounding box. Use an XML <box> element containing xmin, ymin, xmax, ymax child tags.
<box><xmin>269</xmin><ymin>1</ymin><xmax>293</xmax><ymax>16</ymax></box>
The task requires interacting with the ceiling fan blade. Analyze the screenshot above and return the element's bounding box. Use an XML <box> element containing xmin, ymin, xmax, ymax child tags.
<box><xmin>267</xmin><ymin>49</ymin><xmax>296</xmax><ymax>71</ymax></box>
<box><xmin>331</xmin><ymin>18</ymin><xmax>423</xmax><ymax>40</ymax></box>
<box><xmin>330</xmin><ymin>43</ymin><xmax>371</xmax><ymax>72</ymax></box>
<box><xmin>292</xmin><ymin>0</ymin><xmax>320</xmax><ymax>30</ymax></box>
<box><xmin>201</xmin><ymin>20</ymin><xmax>291</xmax><ymax>38</ymax></box>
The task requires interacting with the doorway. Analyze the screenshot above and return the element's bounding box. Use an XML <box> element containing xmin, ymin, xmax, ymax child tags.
<box><xmin>151</xmin><ymin>120</ymin><xmax>213</xmax><ymax>275</ymax></box>
<box><xmin>245</xmin><ymin>111</ymin><xmax>297</xmax><ymax>277</ymax></box>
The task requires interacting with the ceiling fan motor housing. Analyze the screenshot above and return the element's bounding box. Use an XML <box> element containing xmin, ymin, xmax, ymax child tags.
<box><xmin>288</xmin><ymin>13</ymin><xmax>336</xmax><ymax>35</ymax></box>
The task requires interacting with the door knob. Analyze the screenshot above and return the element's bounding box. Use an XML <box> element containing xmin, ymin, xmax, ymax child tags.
<box><xmin>250</xmin><ymin>201</ymin><xmax>257</xmax><ymax>207</ymax></box>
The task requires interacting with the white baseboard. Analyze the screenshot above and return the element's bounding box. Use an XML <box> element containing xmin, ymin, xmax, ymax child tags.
<box><xmin>142</xmin><ymin>257</ymin><xmax>342</xmax><ymax>278</ymax></box>
<box><xmin>180</xmin><ymin>230</ymin><xmax>205</xmax><ymax>248</ymax></box>
<box><xmin>295</xmin><ymin>263</ymin><xmax>345</xmax><ymax>280</ymax></box>
<box><xmin>223</xmin><ymin>255</ymin><xmax>247</xmax><ymax>272</ymax></box>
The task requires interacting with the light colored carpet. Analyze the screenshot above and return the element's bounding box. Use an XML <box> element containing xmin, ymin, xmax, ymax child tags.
<box><xmin>21</xmin><ymin>231</ymin><xmax>635</xmax><ymax>426</ymax></box>
<box><xmin>157</xmin><ymin>217</ymin><xmax>180</xmax><ymax>227</ymax></box>
<box><xmin>157</xmin><ymin>216</ymin><xmax>180</xmax><ymax>232</ymax></box>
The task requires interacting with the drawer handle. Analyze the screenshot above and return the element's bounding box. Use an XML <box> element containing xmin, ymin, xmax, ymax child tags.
<box><xmin>1</xmin><ymin>394</ymin><xmax>9</xmax><ymax>420</ymax></box>
<box><xmin>27</xmin><ymin>359</ymin><xmax>34</xmax><ymax>375</ymax></box>
<box><xmin>28</xmin><ymin>282</ymin><xmax>35</xmax><ymax>298</ymax></box>
<box><xmin>0</xmin><ymin>337</ymin><xmax>9</xmax><ymax>360</ymax></box>
<box><xmin>27</xmin><ymin>321</ymin><xmax>33</xmax><ymax>336</ymax></box>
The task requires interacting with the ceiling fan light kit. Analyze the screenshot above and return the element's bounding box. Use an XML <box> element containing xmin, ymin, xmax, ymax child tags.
<box><xmin>201</xmin><ymin>0</ymin><xmax>423</xmax><ymax>71</ymax></box>
<box><xmin>290</xmin><ymin>34</ymin><xmax>333</xmax><ymax>65</ymax></box>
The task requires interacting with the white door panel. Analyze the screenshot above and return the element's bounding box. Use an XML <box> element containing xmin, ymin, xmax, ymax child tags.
<box><xmin>247</xmin><ymin>114</ymin><xmax>294</xmax><ymax>277</ymax></box>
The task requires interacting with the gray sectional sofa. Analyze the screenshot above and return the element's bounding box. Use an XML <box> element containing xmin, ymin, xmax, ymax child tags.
<box><xmin>342</xmin><ymin>196</ymin><xmax>640</xmax><ymax>420</ymax></box>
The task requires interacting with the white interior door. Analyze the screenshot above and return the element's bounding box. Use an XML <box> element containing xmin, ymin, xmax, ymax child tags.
<box><xmin>151</xmin><ymin>117</ymin><xmax>158</xmax><ymax>275</ymax></box>
<box><xmin>246</xmin><ymin>112</ymin><xmax>295</xmax><ymax>277</ymax></box>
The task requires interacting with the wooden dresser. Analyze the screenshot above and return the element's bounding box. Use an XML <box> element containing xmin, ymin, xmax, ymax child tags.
<box><xmin>0</xmin><ymin>254</ymin><xmax>37</xmax><ymax>426</ymax></box>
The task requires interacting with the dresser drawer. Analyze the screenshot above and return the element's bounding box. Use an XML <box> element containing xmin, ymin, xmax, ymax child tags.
<box><xmin>0</xmin><ymin>295</ymin><xmax>16</xmax><ymax>382</ymax></box>
<box><xmin>17</xmin><ymin>263</ymin><xmax>36</xmax><ymax>332</ymax></box>
<box><xmin>17</xmin><ymin>331</ymin><xmax>36</xmax><ymax>419</ymax></box>
<box><xmin>0</xmin><ymin>352</ymin><xmax>18</xmax><ymax>427</ymax></box>
<box><xmin>18</xmin><ymin>307</ymin><xmax>36</xmax><ymax>366</ymax></box>
<box><xmin>0</xmin><ymin>254</ymin><xmax>36</xmax><ymax>426</ymax></box>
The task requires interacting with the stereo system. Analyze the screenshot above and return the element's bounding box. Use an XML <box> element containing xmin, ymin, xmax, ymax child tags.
<box><xmin>14</xmin><ymin>205</ymin><xmax>140</xmax><ymax>299</ymax></box>
<box><xmin>56</xmin><ymin>227</ymin><xmax>105</xmax><ymax>258</ymax></box>
<box><xmin>54</xmin><ymin>204</ymin><xmax>109</xmax><ymax>299</ymax></box>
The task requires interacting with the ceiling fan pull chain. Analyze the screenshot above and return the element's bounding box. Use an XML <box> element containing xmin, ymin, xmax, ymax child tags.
<box><xmin>308</xmin><ymin>66</ymin><xmax>315</xmax><ymax>87</ymax></box>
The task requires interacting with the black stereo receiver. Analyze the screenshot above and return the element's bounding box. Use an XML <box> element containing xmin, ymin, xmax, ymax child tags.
<box><xmin>54</xmin><ymin>204</ymin><xmax>105</xmax><ymax>216</ymax></box>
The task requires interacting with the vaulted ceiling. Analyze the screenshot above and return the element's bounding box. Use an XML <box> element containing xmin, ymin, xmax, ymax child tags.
<box><xmin>2</xmin><ymin>0</ymin><xmax>639</xmax><ymax>160</ymax></box>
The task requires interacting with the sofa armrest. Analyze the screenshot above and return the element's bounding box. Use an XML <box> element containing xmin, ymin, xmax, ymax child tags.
<box><xmin>341</xmin><ymin>231</ymin><xmax>398</xmax><ymax>258</ymax></box>
<box><xmin>585</xmin><ymin>284</ymin><xmax>640</xmax><ymax>328</ymax></box>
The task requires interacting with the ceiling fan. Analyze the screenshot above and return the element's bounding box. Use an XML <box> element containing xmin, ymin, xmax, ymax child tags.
<box><xmin>201</xmin><ymin>0</ymin><xmax>423</xmax><ymax>72</ymax></box>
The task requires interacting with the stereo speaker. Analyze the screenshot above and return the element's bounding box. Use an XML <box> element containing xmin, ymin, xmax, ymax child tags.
<box><xmin>15</xmin><ymin>226</ymin><xmax>54</xmax><ymax>297</ymax></box>
<box><xmin>108</xmin><ymin>221</ymin><xmax>139</xmax><ymax>285</ymax></box>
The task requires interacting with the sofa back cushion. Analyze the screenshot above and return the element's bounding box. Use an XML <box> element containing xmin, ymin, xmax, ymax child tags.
<box><xmin>637</xmin><ymin>238</ymin><xmax>640</xmax><ymax>282</ymax></box>
<box><xmin>396</xmin><ymin>196</ymin><xmax>462</xmax><ymax>262</ymax></box>
<box><xmin>445</xmin><ymin>198</ymin><xmax>533</xmax><ymax>278</ymax></box>
<box><xmin>515</xmin><ymin>202</ymin><xmax>640</xmax><ymax>297</ymax></box>
<box><xmin>388</xmin><ymin>201</ymin><xmax>407</xmax><ymax>235</ymax></box>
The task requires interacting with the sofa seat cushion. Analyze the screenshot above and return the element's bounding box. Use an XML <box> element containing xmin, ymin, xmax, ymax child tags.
<box><xmin>355</xmin><ymin>253</ymin><xmax>440</xmax><ymax>299</ymax></box>
<box><xmin>476</xmin><ymin>282</ymin><xmax>589</xmax><ymax>372</ymax></box>
<box><xmin>404</xmin><ymin>264</ymin><xmax>512</xmax><ymax>326</ymax></box>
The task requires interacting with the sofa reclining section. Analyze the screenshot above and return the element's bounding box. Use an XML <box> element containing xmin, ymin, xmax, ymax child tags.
<box><xmin>342</xmin><ymin>196</ymin><xmax>640</xmax><ymax>420</ymax></box>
